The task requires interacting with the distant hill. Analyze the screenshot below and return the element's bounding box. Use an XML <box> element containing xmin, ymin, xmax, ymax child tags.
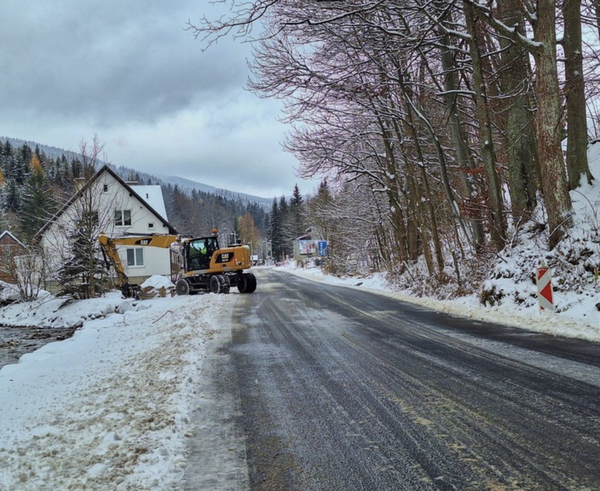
<box><xmin>0</xmin><ymin>136</ymin><xmax>272</xmax><ymax>210</ymax></box>
<box><xmin>0</xmin><ymin>136</ymin><xmax>82</xmax><ymax>162</ymax></box>
<box><xmin>161</xmin><ymin>175</ymin><xmax>273</xmax><ymax>209</ymax></box>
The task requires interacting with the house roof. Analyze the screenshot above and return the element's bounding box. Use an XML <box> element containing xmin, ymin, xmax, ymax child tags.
<box><xmin>35</xmin><ymin>165</ymin><xmax>178</xmax><ymax>238</ymax></box>
<box><xmin>130</xmin><ymin>185</ymin><xmax>169</xmax><ymax>222</ymax></box>
<box><xmin>0</xmin><ymin>230</ymin><xmax>26</xmax><ymax>248</ymax></box>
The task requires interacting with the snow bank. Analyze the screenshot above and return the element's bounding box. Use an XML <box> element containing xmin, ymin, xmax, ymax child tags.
<box><xmin>0</xmin><ymin>281</ymin><xmax>20</xmax><ymax>306</ymax></box>
<box><xmin>0</xmin><ymin>293</ymin><xmax>230</xmax><ymax>491</ymax></box>
<box><xmin>0</xmin><ymin>291</ymin><xmax>139</xmax><ymax>328</ymax></box>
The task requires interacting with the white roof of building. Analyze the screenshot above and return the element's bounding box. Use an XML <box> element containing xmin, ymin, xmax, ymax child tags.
<box><xmin>131</xmin><ymin>185</ymin><xmax>169</xmax><ymax>222</ymax></box>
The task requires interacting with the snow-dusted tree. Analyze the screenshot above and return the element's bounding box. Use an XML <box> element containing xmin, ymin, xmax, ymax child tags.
<box><xmin>286</xmin><ymin>184</ymin><xmax>306</xmax><ymax>241</ymax></box>
<box><xmin>19</xmin><ymin>154</ymin><xmax>58</xmax><ymax>243</ymax></box>
<box><xmin>0</xmin><ymin>251</ymin><xmax>44</xmax><ymax>302</ymax></box>
<box><xmin>56</xmin><ymin>207</ymin><xmax>108</xmax><ymax>299</ymax></box>
<box><xmin>495</xmin><ymin>0</ymin><xmax>540</xmax><ymax>224</ymax></box>
<box><xmin>47</xmin><ymin>137</ymin><xmax>112</xmax><ymax>298</ymax></box>
<box><xmin>466</xmin><ymin>0</ymin><xmax>573</xmax><ymax>247</ymax></box>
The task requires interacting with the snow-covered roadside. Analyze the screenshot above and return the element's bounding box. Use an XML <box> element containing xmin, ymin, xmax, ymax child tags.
<box><xmin>278</xmin><ymin>264</ymin><xmax>600</xmax><ymax>343</ymax></box>
<box><xmin>0</xmin><ymin>292</ymin><xmax>233</xmax><ymax>491</ymax></box>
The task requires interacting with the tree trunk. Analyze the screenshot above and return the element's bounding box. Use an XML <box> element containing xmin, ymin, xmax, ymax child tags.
<box><xmin>438</xmin><ymin>29</ymin><xmax>485</xmax><ymax>249</ymax></box>
<box><xmin>393</xmin><ymin>101</ymin><xmax>445</xmax><ymax>273</ymax></box>
<box><xmin>564</xmin><ymin>0</ymin><xmax>594</xmax><ymax>189</ymax></box>
<box><xmin>534</xmin><ymin>0</ymin><xmax>573</xmax><ymax>247</ymax></box>
<box><xmin>496</xmin><ymin>0</ymin><xmax>541</xmax><ymax>224</ymax></box>
<box><xmin>463</xmin><ymin>3</ymin><xmax>507</xmax><ymax>251</ymax></box>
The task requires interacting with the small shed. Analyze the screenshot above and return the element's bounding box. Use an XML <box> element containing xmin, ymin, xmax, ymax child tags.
<box><xmin>0</xmin><ymin>231</ymin><xmax>27</xmax><ymax>283</ymax></box>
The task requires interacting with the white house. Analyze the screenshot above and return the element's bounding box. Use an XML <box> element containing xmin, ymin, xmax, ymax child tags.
<box><xmin>37</xmin><ymin>165</ymin><xmax>178</xmax><ymax>288</ymax></box>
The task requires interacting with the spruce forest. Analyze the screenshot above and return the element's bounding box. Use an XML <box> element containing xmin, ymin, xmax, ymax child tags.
<box><xmin>0</xmin><ymin>139</ymin><xmax>280</xmax><ymax>259</ymax></box>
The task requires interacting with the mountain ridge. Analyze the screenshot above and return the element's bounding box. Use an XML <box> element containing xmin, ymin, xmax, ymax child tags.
<box><xmin>1</xmin><ymin>136</ymin><xmax>272</xmax><ymax>209</ymax></box>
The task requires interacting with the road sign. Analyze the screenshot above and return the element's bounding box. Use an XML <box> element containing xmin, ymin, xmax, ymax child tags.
<box><xmin>318</xmin><ymin>241</ymin><xmax>328</xmax><ymax>256</ymax></box>
<box><xmin>536</xmin><ymin>266</ymin><xmax>554</xmax><ymax>313</ymax></box>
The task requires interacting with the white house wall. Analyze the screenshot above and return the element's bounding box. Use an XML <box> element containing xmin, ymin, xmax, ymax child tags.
<box><xmin>115</xmin><ymin>245</ymin><xmax>171</xmax><ymax>280</ymax></box>
<box><xmin>41</xmin><ymin>170</ymin><xmax>173</xmax><ymax>283</ymax></box>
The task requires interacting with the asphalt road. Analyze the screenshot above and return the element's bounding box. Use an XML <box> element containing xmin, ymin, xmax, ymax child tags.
<box><xmin>224</xmin><ymin>269</ymin><xmax>600</xmax><ymax>491</ymax></box>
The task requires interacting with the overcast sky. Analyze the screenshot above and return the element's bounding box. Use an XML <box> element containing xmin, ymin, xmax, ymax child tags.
<box><xmin>0</xmin><ymin>0</ymin><xmax>316</xmax><ymax>199</ymax></box>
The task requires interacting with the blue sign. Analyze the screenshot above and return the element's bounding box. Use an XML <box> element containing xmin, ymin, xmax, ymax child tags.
<box><xmin>318</xmin><ymin>241</ymin><xmax>328</xmax><ymax>256</ymax></box>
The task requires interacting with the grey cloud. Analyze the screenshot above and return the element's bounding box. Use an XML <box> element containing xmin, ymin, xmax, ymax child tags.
<box><xmin>0</xmin><ymin>0</ymin><xmax>318</xmax><ymax>199</ymax></box>
<box><xmin>0</xmin><ymin>0</ymin><xmax>250</xmax><ymax>126</ymax></box>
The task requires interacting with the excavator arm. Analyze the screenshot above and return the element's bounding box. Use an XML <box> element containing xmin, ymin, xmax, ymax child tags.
<box><xmin>98</xmin><ymin>234</ymin><xmax>180</xmax><ymax>297</ymax></box>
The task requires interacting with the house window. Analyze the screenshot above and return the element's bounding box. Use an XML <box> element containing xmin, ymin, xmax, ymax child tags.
<box><xmin>148</xmin><ymin>223</ymin><xmax>154</xmax><ymax>229</ymax></box>
<box><xmin>103</xmin><ymin>184</ymin><xmax>108</xmax><ymax>192</ymax></box>
<box><xmin>126</xmin><ymin>248</ymin><xmax>144</xmax><ymax>267</ymax></box>
<box><xmin>114</xmin><ymin>210</ymin><xmax>132</xmax><ymax>226</ymax></box>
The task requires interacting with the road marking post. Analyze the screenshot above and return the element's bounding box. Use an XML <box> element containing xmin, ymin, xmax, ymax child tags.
<box><xmin>536</xmin><ymin>266</ymin><xmax>555</xmax><ymax>313</ymax></box>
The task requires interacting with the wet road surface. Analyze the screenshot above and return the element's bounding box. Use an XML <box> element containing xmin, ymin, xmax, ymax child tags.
<box><xmin>225</xmin><ymin>269</ymin><xmax>600</xmax><ymax>490</ymax></box>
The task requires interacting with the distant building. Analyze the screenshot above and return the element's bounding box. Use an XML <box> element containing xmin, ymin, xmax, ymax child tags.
<box><xmin>0</xmin><ymin>231</ymin><xmax>27</xmax><ymax>283</ymax></box>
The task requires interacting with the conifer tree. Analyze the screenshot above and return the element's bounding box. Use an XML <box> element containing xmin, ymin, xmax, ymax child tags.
<box><xmin>19</xmin><ymin>154</ymin><xmax>58</xmax><ymax>243</ymax></box>
<box><xmin>14</xmin><ymin>144</ymin><xmax>32</xmax><ymax>185</ymax></box>
<box><xmin>269</xmin><ymin>198</ymin><xmax>283</xmax><ymax>261</ymax></box>
<box><xmin>289</xmin><ymin>184</ymin><xmax>305</xmax><ymax>240</ymax></box>
<box><xmin>4</xmin><ymin>179</ymin><xmax>21</xmax><ymax>214</ymax></box>
<box><xmin>278</xmin><ymin>196</ymin><xmax>291</xmax><ymax>258</ymax></box>
<box><xmin>0</xmin><ymin>141</ymin><xmax>14</xmax><ymax>175</ymax></box>
<box><xmin>0</xmin><ymin>172</ymin><xmax>7</xmax><ymax>231</ymax></box>
<box><xmin>56</xmin><ymin>209</ymin><xmax>107</xmax><ymax>299</ymax></box>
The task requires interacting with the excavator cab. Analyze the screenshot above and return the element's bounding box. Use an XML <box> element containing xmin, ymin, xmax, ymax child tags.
<box><xmin>187</xmin><ymin>237</ymin><xmax>218</xmax><ymax>271</ymax></box>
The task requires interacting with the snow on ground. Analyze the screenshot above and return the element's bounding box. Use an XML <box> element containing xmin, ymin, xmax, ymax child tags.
<box><xmin>0</xmin><ymin>289</ymin><xmax>234</xmax><ymax>491</ymax></box>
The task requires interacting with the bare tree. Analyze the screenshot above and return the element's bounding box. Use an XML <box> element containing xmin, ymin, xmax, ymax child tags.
<box><xmin>0</xmin><ymin>248</ymin><xmax>44</xmax><ymax>302</ymax></box>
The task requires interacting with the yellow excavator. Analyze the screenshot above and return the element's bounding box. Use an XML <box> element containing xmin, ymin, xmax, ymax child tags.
<box><xmin>98</xmin><ymin>231</ymin><xmax>257</xmax><ymax>298</ymax></box>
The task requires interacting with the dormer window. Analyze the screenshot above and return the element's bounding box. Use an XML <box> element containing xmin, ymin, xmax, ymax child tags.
<box><xmin>103</xmin><ymin>184</ymin><xmax>108</xmax><ymax>192</ymax></box>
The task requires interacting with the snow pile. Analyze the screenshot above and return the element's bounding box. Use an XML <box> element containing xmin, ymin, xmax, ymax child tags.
<box><xmin>0</xmin><ymin>293</ymin><xmax>230</xmax><ymax>490</ymax></box>
<box><xmin>139</xmin><ymin>275</ymin><xmax>176</xmax><ymax>299</ymax></box>
<box><xmin>0</xmin><ymin>281</ymin><xmax>20</xmax><ymax>307</ymax></box>
<box><xmin>140</xmin><ymin>275</ymin><xmax>175</xmax><ymax>291</ymax></box>
<box><xmin>0</xmin><ymin>291</ymin><xmax>141</xmax><ymax>328</ymax></box>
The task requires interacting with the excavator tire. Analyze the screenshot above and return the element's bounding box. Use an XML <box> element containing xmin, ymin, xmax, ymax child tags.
<box><xmin>237</xmin><ymin>274</ymin><xmax>248</xmax><ymax>293</ymax></box>
<box><xmin>237</xmin><ymin>273</ymin><xmax>257</xmax><ymax>294</ymax></box>
<box><xmin>221</xmin><ymin>275</ymin><xmax>231</xmax><ymax>294</ymax></box>
<box><xmin>209</xmin><ymin>275</ymin><xmax>221</xmax><ymax>294</ymax></box>
<box><xmin>176</xmin><ymin>279</ymin><xmax>191</xmax><ymax>296</ymax></box>
<box><xmin>245</xmin><ymin>273</ymin><xmax>257</xmax><ymax>293</ymax></box>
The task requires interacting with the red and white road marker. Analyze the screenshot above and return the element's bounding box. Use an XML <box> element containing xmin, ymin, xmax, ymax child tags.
<box><xmin>536</xmin><ymin>266</ymin><xmax>555</xmax><ymax>313</ymax></box>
